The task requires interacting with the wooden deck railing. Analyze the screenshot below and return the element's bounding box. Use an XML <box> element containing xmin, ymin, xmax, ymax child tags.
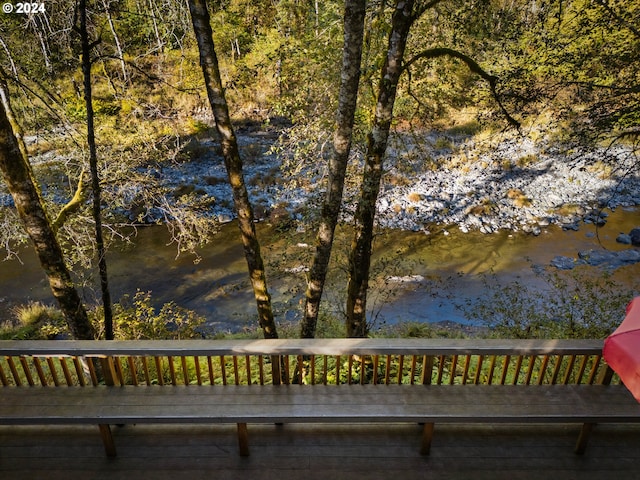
<box><xmin>0</xmin><ymin>338</ymin><xmax>617</xmax><ymax>388</ymax></box>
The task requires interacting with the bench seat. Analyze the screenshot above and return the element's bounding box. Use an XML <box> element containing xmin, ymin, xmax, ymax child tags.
<box><xmin>2</xmin><ymin>384</ymin><xmax>638</xmax><ymax>456</ymax></box>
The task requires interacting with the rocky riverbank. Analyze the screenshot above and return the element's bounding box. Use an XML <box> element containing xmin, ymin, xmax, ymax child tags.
<box><xmin>127</xmin><ymin>128</ymin><xmax>640</xmax><ymax>235</ymax></box>
<box><xmin>3</xmin><ymin>128</ymin><xmax>639</xmax><ymax>236</ymax></box>
<box><xmin>551</xmin><ymin>226</ymin><xmax>640</xmax><ymax>270</ymax></box>
<box><xmin>377</xmin><ymin>135</ymin><xmax>639</xmax><ymax>235</ymax></box>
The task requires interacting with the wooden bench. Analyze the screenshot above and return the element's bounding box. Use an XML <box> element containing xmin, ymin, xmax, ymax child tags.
<box><xmin>1</xmin><ymin>338</ymin><xmax>639</xmax><ymax>457</ymax></box>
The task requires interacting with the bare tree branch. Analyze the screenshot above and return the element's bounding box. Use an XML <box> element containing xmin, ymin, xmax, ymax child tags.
<box><xmin>412</xmin><ymin>0</ymin><xmax>446</xmax><ymax>21</ymax></box>
<box><xmin>592</xmin><ymin>0</ymin><xmax>640</xmax><ymax>39</ymax></box>
<box><xmin>403</xmin><ymin>47</ymin><xmax>520</xmax><ymax>129</ymax></box>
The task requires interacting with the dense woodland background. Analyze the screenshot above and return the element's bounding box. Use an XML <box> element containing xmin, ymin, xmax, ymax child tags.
<box><xmin>0</xmin><ymin>0</ymin><xmax>638</xmax><ymax>341</ymax></box>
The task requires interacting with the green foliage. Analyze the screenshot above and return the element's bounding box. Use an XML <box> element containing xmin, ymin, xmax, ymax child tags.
<box><xmin>102</xmin><ymin>291</ymin><xmax>206</xmax><ymax>340</ymax></box>
<box><xmin>1</xmin><ymin>293</ymin><xmax>207</xmax><ymax>340</ymax></box>
<box><xmin>494</xmin><ymin>0</ymin><xmax>640</xmax><ymax>144</ymax></box>
<box><xmin>0</xmin><ymin>0</ymin><xmax>638</xmax><ymax>343</ymax></box>
<box><xmin>0</xmin><ymin>302</ymin><xmax>66</xmax><ymax>340</ymax></box>
<box><xmin>378</xmin><ymin>321</ymin><xmax>473</xmax><ymax>339</ymax></box>
<box><xmin>460</xmin><ymin>268</ymin><xmax>637</xmax><ymax>339</ymax></box>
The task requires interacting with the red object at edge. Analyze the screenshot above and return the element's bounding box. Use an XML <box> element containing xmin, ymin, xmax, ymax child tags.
<box><xmin>603</xmin><ymin>297</ymin><xmax>640</xmax><ymax>402</ymax></box>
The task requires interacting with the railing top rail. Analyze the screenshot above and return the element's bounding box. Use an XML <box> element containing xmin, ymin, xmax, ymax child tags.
<box><xmin>0</xmin><ymin>338</ymin><xmax>605</xmax><ymax>357</ymax></box>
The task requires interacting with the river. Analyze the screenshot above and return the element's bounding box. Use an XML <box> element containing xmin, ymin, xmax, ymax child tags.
<box><xmin>0</xmin><ymin>206</ymin><xmax>638</xmax><ymax>333</ymax></box>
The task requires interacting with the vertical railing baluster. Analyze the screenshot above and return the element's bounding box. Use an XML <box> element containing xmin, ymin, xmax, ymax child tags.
<box><xmin>34</xmin><ymin>357</ymin><xmax>47</xmax><ymax>386</ymax></box>
<box><xmin>513</xmin><ymin>356</ymin><xmax>523</xmax><ymax>385</ymax></box>
<box><xmin>587</xmin><ymin>355</ymin><xmax>602</xmax><ymax>384</ymax></box>
<box><xmin>258</xmin><ymin>355</ymin><xmax>265</xmax><ymax>385</ymax></box>
<box><xmin>487</xmin><ymin>355</ymin><xmax>497</xmax><ymax>385</ymax></box>
<box><xmin>562</xmin><ymin>355</ymin><xmax>576</xmax><ymax>385</ymax></box>
<box><xmin>168</xmin><ymin>356</ymin><xmax>177</xmax><ymax>385</ymax></box>
<box><xmin>462</xmin><ymin>355</ymin><xmax>471</xmax><ymax>385</ymax></box>
<box><xmin>19</xmin><ymin>357</ymin><xmax>34</xmax><ymax>386</ymax></box>
<box><xmin>219</xmin><ymin>356</ymin><xmax>227</xmax><ymax>386</ymax></box>
<box><xmin>113</xmin><ymin>357</ymin><xmax>125</xmax><ymax>386</ymax></box>
<box><xmin>323</xmin><ymin>355</ymin><xmax>328</xmax><ymax>385</ymax></box>
<box><xmin>398</xmin><ymin>355</ymin><xmax>405</xmax><ymax>385</ymax></box>
<box><xmin>373</xmin><ymin>355</ymin><xmax>379</xmax><ymax>384</ymax></box>
<box><xmin>127</xmin><ymin>357</ymin><xmax>138</xmax><ymax>386</ymax></box>
<box><xmin>449</xmin><ymin>355</ymin><xmax>458</xmax><ymax>385</ymax></box>
<box><xmin>410</xmin><ymin>356</ymin><xmax>417</xmax><ymax>385</ymax></box>
<box><xmin>245</xmin><ymin>355</ymin><xmax>252</xmax><ymax>386</ymax></box>
<box><xmin>525</xmin><ymin>356</ymin><xmax>536</xmax><ymax>385</ymax></box>
<box><xmin>73</xmin><ymin>357</ymin><xmax>86</xmax><ymax>387</ymax></box>
<box><xmin>310</xmin><ymin>355</ymin><xmax>316</xmax><ymax>385</ymax></box>
<box><xmin>207</xmin><ymin>356</ymin><xmax>215</xmax><ymax>385</ymax></box>
<box><xmin>538</xmin><ymin>355</ymin><xmax>550</xmax><ymax>385</ymax></box>
<box><xmin>7</xmin><ymin>357</ymin><xmax>21</xmax><ymax>386</ymax></box>
<box><xmin>141</xmin><ymin>357</ymin><xmax>151</xmax><ymax>386</ymax></box>
<box><xmin>500</xmin><ymin>355</ymin><xmax>510</xmax><ymax>385</ymax></box>
<box><xmin>232</xmin><ymin>356</ymin><xmax>240</xmax><ymax>385</ymax></box>
<box><xmin>87</xmin><ymin>358</ymin><xmax>99</xmax><ymax>386</ymax></box>
<box><xmin>194</xmin><ymin>356</ymin><xmax>202</xmax><ymax>386</ymax></box>
<box><xmin>384</xmin><ymin>355</ymin><xmax>391</xmax><ymax>385</ymax></box>
<box><xmin>550</xmin><ymin>355</ymin><xmax>564</xmax><ymax>385</ymax></box>
<box><xmin>297</xmin><ymin>355</ymin><xmax>304</xmax><ymax>385</ymax></box>
<box><xmin>46</xmin><ymin>358</ymin><xmax>60</xmax><ymax>386</ymax></box>
<box><xmin>436</xmin><ymin>355</ymin><xmax>445</xmax><ymax>385</ymax></box>
<box><xmin>576</xmin><ymin>355</ymin><xmax>589</xmax><ymax>385</ymax></box>
<box><xmin>0</xmin><ymin>359</ymin><xmax>9</xmax><ymax>386</ymax></box>
<box><xmin>421</xmin><ymin>356</ymin><xmax>434</xmax><ymax>385</ymax></box>
<box><xmin>180</xmin><ymin>357</ymin><xmax>189</xmax><ymax>386</ymax></box>
<box><xmin>155</xmin><ymin>357</ymin><xmax>164</xmax><ymax>386</ymax></box>
<box><xmin>60</xmin><ymin>357</ymin><xmax>73</xmax><ymax>386</ymax></box>
<box><xmin>473</xmin><ymin>355</ymin><xmax>484</xmax><ymax>385</ymax></box>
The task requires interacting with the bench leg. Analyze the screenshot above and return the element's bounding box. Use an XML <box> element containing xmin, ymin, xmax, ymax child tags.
<box><xmin>98</xmin><ymin>424</ymin><xmax>117</xmax><ymax>457</ymax></box>
<box><xmin>575</xmin><ymin>422</ymin><xmax>594</xmax><ymax>455</ymax></box>
<box><xmin>420</xmin><ymin>422</ymin><xmax>434</xmax><ymax>455</ymax></box>
<box><xmin>237</xmin><ymin>423</ymin><xmax>250</xmax><ymax>456</ymax></box>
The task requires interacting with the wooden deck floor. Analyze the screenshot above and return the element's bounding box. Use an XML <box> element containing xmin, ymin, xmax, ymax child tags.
<box><xmin>1</xmin><ymin>422</ymin><xmax>640</xmax><ymax>480</ymax></box>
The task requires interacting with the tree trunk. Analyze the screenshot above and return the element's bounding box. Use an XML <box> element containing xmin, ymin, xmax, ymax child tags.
<box><xmin>0</xmin><ymin>100</ymin><xmax>94</xmax><ymax>340</ymax></box>
<box><xmin>300</xmin><ymin>0</ymin><xmax>366</xmax><ymax>338</ymax></box>
<box><xmin>78</xmin><ymin>0</ymin><xmax>114</xmax><ymax>340</ymax></box>
<box><xmin>148</xmin><ymin>0</ymin><xmax>165</xmax><ymax>55</ymax></box>
<box><xmin>101</xmin><ymin>0</ymin><xmax>128</xmax><ymax>84</ymax></box>
<box><xmin>0</xmin><ymin>72</ymin><xmax>29</xmax><ymax>166</ymax></box>
<box><xmin>187</xmin><ymin>0</ymin><xmax>279</xmax><ymax>340</ymax></box>
<box><xmin>346</xmin><ymin>0</ymin><xmax>415</xmax><ymax>337</ymax></box>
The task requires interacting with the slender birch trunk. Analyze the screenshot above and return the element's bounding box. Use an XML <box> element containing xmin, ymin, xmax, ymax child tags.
<box><xmin>346</xmin><ymin>0</ymin><xmax>415</xmax><ymax>337</ymax></box>
<box><xmin>101</xmin><ymin>0</ymin><xmax>128</xmax><ymax>83</ymax></box>
<box><xmin>187</xmin><ymin>0</ymin><xmax>279</xmax><ymax>340</ymax></box>
<box><xmin>300</xmin><ymin>0</ymin><xmax>366</xmax><ymax>338</ymax></box>
<box><xmin>78</xmin><ymin>0</ymin><xmax>114</xmax><ymax>339</ymax></box>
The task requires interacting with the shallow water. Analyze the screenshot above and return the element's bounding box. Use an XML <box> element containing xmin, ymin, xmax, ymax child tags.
<box><xmin>0</xmin><ymin>206</ymin><xmax>638</xmax><ymax>333</ymax></box>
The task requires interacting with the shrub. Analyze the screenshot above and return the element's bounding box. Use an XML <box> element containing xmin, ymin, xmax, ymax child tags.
<box><xmin>407</xmin><ymin>192</ymin><xmax>423</xmax><ymax>203</ymax></box>
<box><xmin>104</xmin><ymin>291</ymin><xmax>206</xmax><ymax>340</ymax></box>
<box><xmin>459</xmin><ymin>269</ymin><xmax>637</xmax><ymax>339</ymax></box>
<box><xmin>0</xmin><ymin>302</ymin><xmax>67</xmax><ymax>340</ymax></box>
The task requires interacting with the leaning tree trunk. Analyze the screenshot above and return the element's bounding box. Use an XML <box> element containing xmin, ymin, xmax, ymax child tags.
<box><xmin>346</xmin><ymin>0</ymin><xmax>415</xmax><ymax>337</ymax></box>
<box><xmin>78</xmin><ymin>0</ymin><xmax>114</xmax><ymax>340</ymax></box>
<box><xmin>300</xmin><ymin>0</ymin><xmax>367</xmax><ymax>338</ymax></box>
<box><xmin>187</xmin><ymin>0</ymin><xmax>279</xmax><ymax>340</ymax></box>
<box><xmin>0</xmin><ymin>99</ymin><xmax>94</xmax><ymax>340</ymax></box>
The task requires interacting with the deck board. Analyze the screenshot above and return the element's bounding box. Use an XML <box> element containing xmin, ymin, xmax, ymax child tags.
<box><xmin>1</xmin><ymin>422</ymin><xmax>640</xmax><ymax>479</ymax></box>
